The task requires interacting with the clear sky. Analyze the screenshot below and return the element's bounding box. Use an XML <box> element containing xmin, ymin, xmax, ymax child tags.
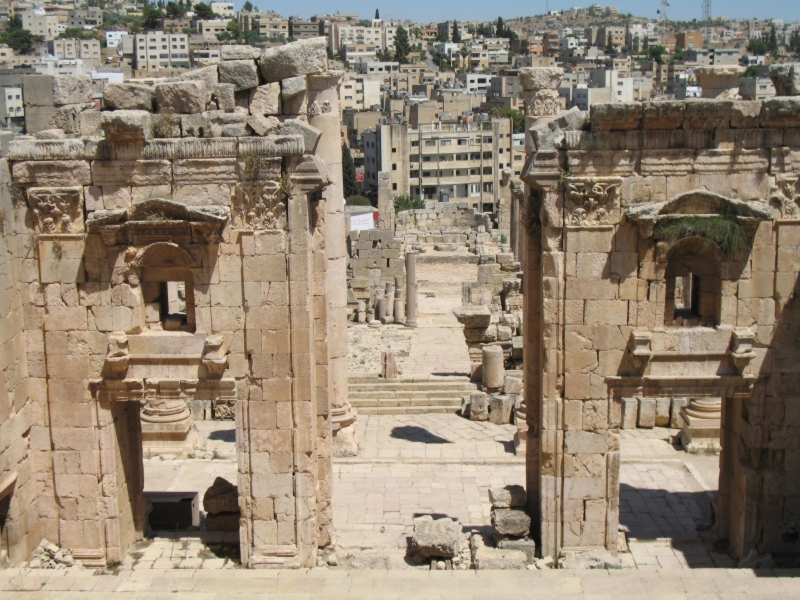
<box><xmin>237</xmin><ymin>0</ymin><xmax>798</xmax><ymax>25</ymax></box>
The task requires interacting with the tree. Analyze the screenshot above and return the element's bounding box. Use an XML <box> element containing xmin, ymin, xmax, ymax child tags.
<box><xmin>165</xmin><ymin>1</ymin><xmax>185</xmax><ymax>19</ymax></box>
<box><xmin>747</xmin><ymin>37</ymin><xmax>767</xmax><ymax>55</ymax></box>
<box><xmin>791</xmin><ymin>29</ymin><xmax>800</xmax><ymax>56</ymax></box>
<box><xmin>6</xmin><ymin>15</ymin><xmax>22</xmax><ymax>30</ymax></box>
<box><xmin>142</xmin><ymin>3</ymin><xmax>164</xmax><ymax>30</ymax></box>
<box><xmin>496</xmin><ymin>17</ymin><xmax>504</xmax><ymax>38</ymax></box>
<box><xmin>393</xmin><ymin>25</ymin><xmax>411</xmax><ymax>64</ymax></box>
<box><xmin>374</xmin><ymin>8</ymin><xmax>379</xmax><ymax>19</ymax></box>
<box><xmin>226</xmin><ymin>19</ymin><xmax>240</xmax><ymax>36</ymax></box>
<box><xmin>488</xmin><ymin>107</ymin><xmax>524</xmax><ymax>133</ymax></box>
<box><xmin>768</xmin><ymin>25</ymin><xmax>778</xmax><ymax>56</ymax></box>
<box><xmin>342</xmin><ymin>144</ymin><xmax>359</xmax><ymax>198</ymax></box>
<box><xmin>604</xmin><ymin>37</ymin><xmax>618</xmax><ymax>57</ymax></box>
<box><xmin>1</xmin><ymin>28</ymin><xmax>35</xmax><ymax>54</ymax></box>
<box><xmin>242</xmin><ymin>0</ymin><xmax>253</xmax><ymax>11</ymax></box>
<box><xmin>192</xmin><ymin>2</ymin><xmax>215</xmax><ymax>19</ymax></box>
<box><xmin>452</xmin><ymin>20</ymin><xmax>461</xmax><ymax>43</ymax></box>
<box><xmin>647</xmin><ymin>44</ymin><xmax>667</xmax><ymax>64</ymax></box>
<box><xmin>672</xmin><ymin>48</ymin><xmax>683</xmax><ymax>61</ymax></box>
<box><xmin>744</xmin><ymin>64</ymin><xmax>759</xmax><ymax>77</ymax></box>
<box><xmin>393</xmin><ymin>194</ymin><xmax>424</xmax><ymax>213</ymax></box>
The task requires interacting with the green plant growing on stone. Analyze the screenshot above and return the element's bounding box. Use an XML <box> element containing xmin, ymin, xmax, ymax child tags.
<box><xmin>394</xmin><ymin>194</ymin><xmax>424</xmax><ymax>214</ymax></box>
<box><xmin>500</xmin><ymin>233</ymin><xmax>508</xmax><ymax>244</ymax></box>
<box><xmin>654</xmin><ymin>215</ymin><xmax>747</xmax><ymax>260</ymax></box>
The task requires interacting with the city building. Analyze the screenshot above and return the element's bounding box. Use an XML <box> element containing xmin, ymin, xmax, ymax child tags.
<box><xmin>106</xmin><ymin>31</ymin><xmax>126</xmax><ymax>49</ymax></box>
<box><xmin>340</xmin><ymin>44</ymin><xmax>378</xmax><ymax>67</ymax></box>
<box><xmin>739</xmin><ymin>77</ymin><xmax>776</xmax><ymax>100</ymax></box>
<box><xmin>340</xmin><ymin>73</ymin><xmax>381</xmax><ymax>111</ymax></box>
<box><xmin>48</xmin><ymin>39</ymin><xmax>101</xmax><ymax>60</ymax></box>
<box><xmin>67</xmin><ymin>7</ymin><xmax>102</xmax><ymax>27</ymax></box>
<box><xmin>210</xmin><ymin>2</ymin><xmax>234</xmax><ymax>18</ymax></box>
<box><xmin>0</xmin><ymin>85</ymin><xmax>23</xmax><ymax>127</ymax></box>
<box><xmin>288</xmin><ymin>18</ymin><xmax>321</xmax><ymax>39</ymax></box>
<box><xmin>363</xmin><ymin>118</ymin><xmax>515</xmax><ymax>213</ymax></box>
<box><xmin>120</xmin><ymin>32</ymin><xmax>190</xmax><ymax>72</ymax></box>
<box><xmin>21</xmin><ymin>11</ymin><xmax>60</xmax><ymax>41</ymax></box>
<box><xmin>676</xmin><ymin>31</ymin><xmax>703</xmax><ymax>50</ymax></box>
<box><xmin>198</xmin><ymin>19</ymin><xmax>229</xmax><ymax>41</ymax></box>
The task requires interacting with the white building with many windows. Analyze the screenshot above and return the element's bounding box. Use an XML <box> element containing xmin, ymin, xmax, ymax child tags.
<box><xmin>121</xmin><ymin>32</ymin><xmax>190</xmax><ymax>72</ymax></box>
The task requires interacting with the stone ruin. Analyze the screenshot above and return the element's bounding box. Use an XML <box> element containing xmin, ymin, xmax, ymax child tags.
<box><xmin>395</xmin><ymin>202</ymin><xmax>498</xmax><ymax>254</ymax></box>
<box><xmin>2</xmin><ymin>55</ymin><xmax>800</xmax><ymax>572</ymax></box>
<box><xmin>0</xmin><ymin>37</ymin><xmax>357</xmax><ymax>568</ymax></box>
<box><xmin>345</xmin><ymin>228</ymin><xmax>405</xmax><ymax>324</ymax></box>
<box><xmin>519</xmin><ymin>65</ymin><xmax>800</xmax><ymax>563</ymax></box>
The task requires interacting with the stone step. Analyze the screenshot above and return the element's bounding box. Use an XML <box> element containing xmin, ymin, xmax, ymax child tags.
<box><xmin>348</xmin><ymin>375</ymin><xmax>473</xmax><ymax>384</ymax></box>
<box><xmin>348</xmin><ymin>389</ymin><xmax>471</xmax><ymax>399</ymax></box>
<box><xmin>350</xmin><ymin>397</ymin><xmax>463</xmax><ymax>408</ymax></box>
<box><xmin>357</xmin><ymin>405</ymin><xmax>460</xmax><ymax>415</ymax></box>
<box><xmin>348</xmin><ymin>381</ymin><xmax>477</xmax><ymax>392</ymax></box>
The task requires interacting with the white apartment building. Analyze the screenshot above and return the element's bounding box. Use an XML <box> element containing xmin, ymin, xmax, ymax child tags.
<box><xmin>330</xmin><ymin>20</ymin><xmax>397</xmax><ymax>53</ymax></box>
<box><xmin>123</xmin><ymin>32</ymin><xmax>190</xmax><ymax>72</ymax></box>
<box><xmin>363</xmin><ymin>119</ymin><xmax>515</xmax><ymax>213</ymax></box>
<box><xmin>457</xmin><ymin>73</ymin><xmax>494</xmax><ymax>94</ymax></box>
<box><xmin>341</xmin><ymin>44</ymin><xmax>378</xmax><ymax>66</ymax></box>
<box><xmin>210</xmin><ymin>2</ymin><xmax>234</xmax><ymax>18</ymax></box>
<box><xmin>106</xmin><ymin>31</ymin><xmax>126</xmax><ymax>49</ymax></box>
<box><xmin>0</xmin><ymin>86</ymin><xmax>24</xmax><ymax>126</ymax></box>
<box><xmin>340</xmin><ymin>74</ymin><xmax>381</xmax><ymax>112</ymax></box>
<box><xmin>198</xmin><ymin>19</ymin><xmax>229</xmax><ymax>41</ymax></box>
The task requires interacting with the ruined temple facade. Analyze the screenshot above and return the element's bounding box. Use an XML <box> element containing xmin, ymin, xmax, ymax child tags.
<box><xmin>0</xmin><ymin>39</ymin><xmax>353</xmax><ymax>568</ymax></box>
<box><xmin>519</xmin><ymin>67</ymin><xmax>800</xmax><ymax>562</ymax></box>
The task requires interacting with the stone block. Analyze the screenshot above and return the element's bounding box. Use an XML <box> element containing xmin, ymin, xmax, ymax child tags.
<box><xmin>13</xmin><ymin>160</ymin><xmax>91</xmax><ymax>186</ymax></box>
<box><xmin>761</xmin><ymin>97</ymin><xmax>800</xmax><ymax>128</ymax></box>
<box><xmin>218</xmin><ymin>59</ymin><xmax>259</xmax><ymax>92</ymax></box>
<box><xmin>409</xmin><ymin>515</ymin><xmax>462</xmax><ymax>558</ymax></box>
<box><xmin>518</xmin><ymin>67</ymin><xmax>563</xmax><ymax>90</ymax></box>
<box><xmin>272</xmin><ymin>119</ymin><xmax>322</xmax><ymax>153</ymax></box>
<box><xmin>489</xmin><ymin>394</ymin><xmax>513</xmax><ymax>425</ymax></box>
<box><xmin>482</xmin><ymin>345</ymin><xmax>505</xmax><ymax>389</ymax></box>
<box><xmin>249</xmin><ymin>83</ymin><xmax>281</xmax><ymax>116</ymax></box>
<box><xmin>103</xmin><ymin>83</ymin><xmax>155</xmax><ymax>111</ymax></box>
<box><xmin>590</xmin><ymin>103</ymin><xmax>642</xmax><ymax>131</ymax></box>
<box><xmin>203</xmin><ymin>477</ymin><xmax>238</xmax><ymax>514</ymax></box>
<box><xmin>176</xmin><ymin>65</ymin><xmax>219</xmax><ymax>88</ymax></box>
<box><xmin>655</xmin><ymin>397</ymin><xmax>670</xmax><ymax>427</ymax></box>
<box><xmin>258</xmin><ymin>37</ymin><xmax>328</xmax><ymax>83</ymax></box>
<box><xmin>155</xmin><ymin>81</ymin><xmax>207</xmax><ymax>114</ymax></box>
<box><xmin>52</xmin><ymin>74</ymin><xmax>92</xmax><ymax>105</ymax></box>
<box><xmin>489</xmin><ymin>485</ymin><xmax>526</xmax><ymax>508</ymax></box>
<box><xmin>496</xmin><ymin>539</ymin><xmax>536</xmax><ymax>563</ymax></box>
<box><xmin>637</xmin><ymin>397</ymin><xmax>655</xmax><ymax>428</ymax></box>
<box><xmin>670</xmin><ymin>398</ymin><xmax>688</xmax><ymax>428</ymax></box>
<box><xmin>491</xmin><ymin>508</ymin><xmax>530</xmax><ymax>537</ymax></box>
<box><xmin>281</xmin><ymin>75</ymin><xmax>307</xmax><ymax>98</ymax></box>
<box><xmin>621</xmin><ymin>397</ymin><xmax>638</xmax><ymax>429</ymax></box>
<box><xmin>22</xmin><ymin>75</ymin><xmax>56</xmax><ymax>107</ymax></box>
<box><xmin>469</xmin><ymin>392</ymin><xmax>488</xmax><ymax>421</ymax></box>
<box><xmin>213</xmin><ymin>83</ymin><xmax>235</xmax><ymax>112</ymax></box>
<box><xmin>504</xmin><ymin>375</ymin><xmax>522</xmax><ymax>395</ymax></box>
<box><xmin>221</xmin><ymin>44</ymin><xmax>262</xmax><ymax>60</ymax></box>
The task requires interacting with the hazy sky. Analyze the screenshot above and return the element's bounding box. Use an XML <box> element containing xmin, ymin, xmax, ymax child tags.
<box><xmin>240</xmin><ymin>0</ymin><xmax>798</xmax><ymax>24</ymax></box>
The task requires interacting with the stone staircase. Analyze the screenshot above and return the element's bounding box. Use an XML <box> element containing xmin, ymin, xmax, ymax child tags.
<box><xmin>347</xmin><ymin>375</ymin><xmax>478</xmax><ymax>415</ymax></box>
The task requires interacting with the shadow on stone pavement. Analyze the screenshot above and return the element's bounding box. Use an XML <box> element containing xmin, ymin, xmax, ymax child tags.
<box><xmin>390</xmin><ymin>425</ymin><xmax>452</xmax><ymax>444</ymax></box>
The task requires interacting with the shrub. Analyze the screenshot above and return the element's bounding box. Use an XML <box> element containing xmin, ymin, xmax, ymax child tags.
<box><xmin>346</xmin><ymin>195</ymin><xmax>372</xmax><ymax>207</ymax></box>
<box><xmin>394</xmin><ymin>194</ymin><xmax>424</xmax><ymax>213</ymax></box>
<box><xmin>654</xmin><ymin>216</ymin><xmax>747</xmax><ymax>259</ymax></box>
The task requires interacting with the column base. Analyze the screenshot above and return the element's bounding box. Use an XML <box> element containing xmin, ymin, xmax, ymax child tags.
<box><xmin>141</xmin><ymin>418</ymin><xmax>198</xmax><ymax>458</ymax></box>
<box><xmin>332</xmin><ymin>422</ymin><xmax>358</xmax><ymax>457</ymax></box>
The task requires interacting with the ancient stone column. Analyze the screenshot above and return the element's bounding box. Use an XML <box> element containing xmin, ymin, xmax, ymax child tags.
<box><xmin>140</xmin><ymin>381</ymin><xmax>196</xmax><ymax>458</ymax></box>
<box><xmin>377</xmin><ymin>170</ymin><xmax>394</xmax><ymax>230</ymax></box>
<box><xmin>393</xmin><ymin>275</ymin><xmax>405</xmax><ymax>321</ymax></box>
<box><xmin>680</xmin><ymin>397</ymin><xmax>722</xmax><ymax>453</ymax></box>
<box><xmin>405</xmin><ymin>250</ymin><xmax>418</xmax><ymax>328</ymax></box>
<box><xmin>309</xmin><ymin>71</ymin><xmax>358</xmax><ymax>462</ymax></box>
<box><xmin>482</xmin><ymin>345</ymin><xmax>505</xmax><ymax>390</ymax></box>
<box><xmin>384</xmin><ymin>281</ymin><xmax>394</xmax><ymax>318</ymax></box>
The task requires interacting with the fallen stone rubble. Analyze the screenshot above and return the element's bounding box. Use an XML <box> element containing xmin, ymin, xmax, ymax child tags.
<box><xmin>28</xmin><ymin>539</ymin><xmax>74</xmax><ymax>569</ymax></box>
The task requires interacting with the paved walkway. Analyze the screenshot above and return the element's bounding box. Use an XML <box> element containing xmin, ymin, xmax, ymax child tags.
<box><xmin>2</xmin><ymin>565</ymin><xmax>800</xmax><ymax>597</ymax></box>
<box><xmin>347</xmin><ymin>262</ymin><xmax>476</xmax><ymax>377</ymax></box>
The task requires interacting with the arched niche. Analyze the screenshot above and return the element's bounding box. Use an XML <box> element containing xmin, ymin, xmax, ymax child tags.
<box><xmin>132</xmin><ymin>242</ymin><xmax>195</xmax><ymax>332</ymax></box>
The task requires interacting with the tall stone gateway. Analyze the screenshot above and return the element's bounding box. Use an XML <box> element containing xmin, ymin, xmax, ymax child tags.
<box><xmin>0</xmin><ymin>38</ymin><xmax>348</xmax><ymax>568</ymax></box>
<box><xmin>520</xmin><ymin>69</ymin><xmax>800</xmax><ymax>563</ymax></box>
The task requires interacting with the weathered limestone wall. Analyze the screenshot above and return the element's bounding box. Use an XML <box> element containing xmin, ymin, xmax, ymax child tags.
<box><xmin>521</xmin><ymin>93</ymin><xmax>800</xmax><ymax>561</ymax></box>
<box><xmin>1</xmin><ymin>37</ymin><xmax>346</xmax><ymax>568</ymax></box>
<box><xmin>395</xmin><ymin>202</ymin><xmax>491</xmax><ymax>246</ymax></box>
<box><xmin>0</xmin><ymin>159</ymin><xmax>54</xmax><ymax>564</ymax></box>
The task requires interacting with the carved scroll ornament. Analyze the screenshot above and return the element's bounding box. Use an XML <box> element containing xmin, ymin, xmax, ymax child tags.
<box><xmin>27</xmin><ymin>187</ymin><xmax>84</xmax><ymax>233</ymax></box>
<box><xmin>771</xmin><ymin>175</ymin><xmax>799</xmax><ymax>219</ymax></box>
<box><xmin>523</xmin><ymin>89</ymin><xmax>560</xmax><ymax>118</ymax></box>
<box><xmin>234</xmin><ymin>181</ymin><xmax>286</xmax><ymax>230</ymax></box>
<box><xmin>565</xmin><ymin>178</ymin><xmax>621</xmax><ymax>225</ymax></box>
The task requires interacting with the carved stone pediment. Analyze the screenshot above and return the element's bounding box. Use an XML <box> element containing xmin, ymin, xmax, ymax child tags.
<box><xmin>626</xmin><ymin>189</ymin><xmax>772</xmax><ymax>238</ymax></box>
<box><xmin>289</xmin><ymin>154</ymin><xmax>331</xmax><ymax>195</ymax></box>
<box><xmin>27</xmin><ymin>187</ymin><xmax>84</xmax><ymax>233</ymax></box>
<box><xmin>87</xmin><ymin>198</ymin><xmax>229</xmax><ymax>245</ymax></box>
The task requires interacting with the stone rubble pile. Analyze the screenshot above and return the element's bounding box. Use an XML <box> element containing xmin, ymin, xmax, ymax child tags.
<box><xmin>28</xmin><ymin>539</ymin><xmax>75</xmax><ymax>569</ymax></box>
<box><xmin>408</xmin><ymin>515</ymin><xmax>471</xmax><ymax>570</ymax></box>
<box><xmin>203</xmin><ymin>477</ymin><xmax>240</xmax><ymax>532</ymax></box>
<box><xmin>23</xmin><ymin>37</ymin><xmax>331</xmax><ymax>142</ymax></box>
<box><xmin>459</xmin><ymin>342</ymin><xmax>523</xmax><ymax>427</ymax></box>
<box><xmin>559</xmin><ymin>549</ymin><xmax>623</xmax><ymax>570</ymax></box>
<box><xmin>395</xmin><ymin>203</ymin><xmax>492</xmax><ymax>252</ymax></box>
<box><xmin>346</xmin><ymin>229</ymin><xmax>404</xmax><ymax>324</ymax></box>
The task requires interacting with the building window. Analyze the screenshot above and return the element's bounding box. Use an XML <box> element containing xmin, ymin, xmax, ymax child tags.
<box><xmin>392</xmin><ymin>183</ymin><xmax>397</xmax><ymax>190</ymax></box>
<box><xmin>392</xmin><ymin>164</ymin><xmax>397</xmax><ymax>171</ymax></box>
<box><xmin>425</xmin><ymin>140</ymin><xmax>435</xmax><ymax>146</ymax></box>
<box><xmin>663</xmin><ymin>239</ymin><xmax>721</xmax><ymax>327</ymax></box>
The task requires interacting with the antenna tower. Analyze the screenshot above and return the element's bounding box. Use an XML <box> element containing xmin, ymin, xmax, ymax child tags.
<box><xmin>702</xmin><ymin>0</ymin><xmax>711</xmax><ymax>42</ymax></box>
<box><xmin>658</xmin><ymin>0</ymin><xmax>670</xmax><ymax>42</ymax></box>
